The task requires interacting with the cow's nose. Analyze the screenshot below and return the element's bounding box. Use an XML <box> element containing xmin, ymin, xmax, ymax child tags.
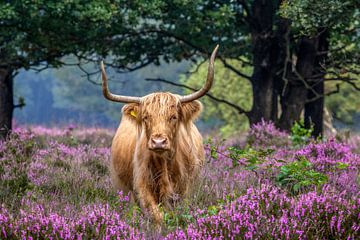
<box><xmin>151</xmin><ymin>138</ymin><xmax>167</xmax><ymax>147</ymax></box>
<box><xmin>150</xmin><ymin>137</ymin><xmax>168</xmax><ymax>149</ymax></box>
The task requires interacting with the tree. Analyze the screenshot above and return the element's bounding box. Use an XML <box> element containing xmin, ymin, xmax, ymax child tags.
<box><xmin>0</xmin><ymin>1</ymin><xmax>122</xmax><ymax>139</ymax></box>
<box><xmin>2</xmin><ymin>1</ymin><xmax>359</xmax><ymax>138</ymax></box>
<box><xmin>280</xmin><ymin>0</ymin><xmax>359</xmax><ymax>136</ymax></box>
<box><xmin>182</xmin><ymin>57</ymin><xmax>360</xmax><ymax>136</ymax></box>
<box><xmin>102</xmin><ymin>0</ymin><xmax>359</xmax><ymax>137</ymax></box>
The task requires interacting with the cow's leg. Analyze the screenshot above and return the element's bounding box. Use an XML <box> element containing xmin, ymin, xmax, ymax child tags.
<box><xmin>135</xmin><ymin>180</ymin><xmax>163</xmax><ymax>225</ymax></box>
<box><xmin>133</xmin><ymin>149</ymin><xmax>163</xmax><ymax>225</ymax></box>
<box><xmin>159</xmin><ymin>163</ymin><xmax>175</xmax><ymax>208</ymax></box>
<box><xmin>110</xmin><ymin>161</ymin><xmax>130</xmax><ymax>192</ymax></box>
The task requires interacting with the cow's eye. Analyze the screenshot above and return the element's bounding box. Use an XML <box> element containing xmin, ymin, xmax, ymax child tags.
<box><xmin>142</xmin><ymin>116</ymin><xmax>148</xmax><ymax>121</ymax></box>
<box><xmin>170</xmin><ymin>115</ymin><xmax>177</xmax><ymax>121</ymax></box>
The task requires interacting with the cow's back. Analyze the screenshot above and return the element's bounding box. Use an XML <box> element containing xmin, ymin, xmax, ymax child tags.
<box><xmin>110</xmin><ymin>116</ymin><xmax>137</xmax><ymax>193</ymax></box>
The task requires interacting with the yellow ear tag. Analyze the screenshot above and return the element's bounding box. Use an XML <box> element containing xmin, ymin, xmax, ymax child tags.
<box><xmin>130</xmin><ymin>110</ymin><xmax>137</xmax><ymax>118</ymax></box>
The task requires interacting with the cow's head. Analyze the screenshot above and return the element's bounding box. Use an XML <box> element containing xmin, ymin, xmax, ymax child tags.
<box><xmin>121</xmin><ymin>93</ymin><xmax>203</xmax><ymax>153</ymax></box>
<box><xmin>101</xmin><ymin>45</ymin><xmax>218</xmax><ymax>153</ymax></box>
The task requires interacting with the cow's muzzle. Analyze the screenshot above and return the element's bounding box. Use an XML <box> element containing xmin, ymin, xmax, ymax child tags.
<box><xmin>149</xmin><ymin>135</ymin><xmax>169</xmax><ymax>152</ymax></box>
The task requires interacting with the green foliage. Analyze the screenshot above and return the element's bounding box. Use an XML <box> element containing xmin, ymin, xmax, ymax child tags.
<box><xmin>163</xmin><ymin>206</ymin><xmax>194</xmax><ymax>230</ymax></box>
<box><xmin>182</xmin><ymin>59</ymin><xmax>252</xmax><ymax>136</ymax></box>
<box><xmin>326</xmin><ymin>78</ymin><xmax>360</xmax><ymax>124</ymax></box>
<box><xmin>228</xmin><ymin>146</ymin><xmax>245</xmax><ymax>167</ymax></box>
<box><xmin>3</xmin><ymin>0</ymin><xmax>358</xmax><ymax>134</ymax></box>
<box><xmin>207</xmin><ymin>205</ymin><xmax>220</xmax><ymax>216</ymax></box>
<box><xmin>290</xmin><ymin>121</ymin><xmax>313</xmax><ymax>146</ymax></box>
<box><xmin>243</xmin><ymin>148</ymin><xmax>275</xmax><ymax>171</ymax></box>
<box><xmin>163</xmin><ymin>200</ymin><xmax>223</xmax><ymax>230</ymax></box>
<box><xmin>280</xmin><ymin>0</ymin><xmax>357</xmax><ymax>36</ymax></box>
<box><xmin>280</xmin><ymin>0</ymin><xmax>360</xmax><ymax>98</ymax></box>
<box><xmin>276</xmin><ymin>157</ymin><xmax>328</xmax><ymax>194</ymax></box>
<box><xmin>1</xmin><ymin>1</ymin><xmax>121</xmax><ymax>69</ymax></box>
<box><xmin>228</xmin><ymin>146</ymin><xmax>274</xmax><ymax>170</ymax></box>
<box><xmin>205</xmin><ymin>137</ymin><xmax>226</xmax><ymax>160</ymax></box>
<box><xmin>336</xmin><ymin>162</ymin><xmax>349</xmax><ymax>170</ymax></box>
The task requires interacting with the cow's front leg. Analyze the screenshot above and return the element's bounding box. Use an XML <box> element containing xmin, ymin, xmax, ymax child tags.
<box><xmin>159</xmin><ymin>166</ymin><xmax>175</xmax><ymax>208</ymax></box>
<box><xmin>135</xmin><ymin>178</ymin><xmax>163</xmax><ymax>225</ymax></box>
<box><xmin>133</xmin><ymin>149</ymin><xmax>163</xmax><ymax>225</ymax></box>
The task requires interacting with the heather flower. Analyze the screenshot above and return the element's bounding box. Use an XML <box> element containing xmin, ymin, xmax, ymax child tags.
<box><xmin>295</xmin><ymin>139</ymin><xmax>360</xmax><ymax>194</ymax></box>
<box><xmin>296</xmin><ymin>139</ymin><xmax>360</xmax><ymax>171</ymax></box>
<box><xmin>165</xmin><ymin>184</ymin><xmax>359</xmax><ymax>239</ymax></box>
<box><xmin>247</xmin><ymin>120</ymin><xmax>290</xmax><ymax>148</ymax></box>
<box><xmin>1</xmin><ymin>125</ymin><xmax>359</xmax><ymax>239</ymax></box>
<box><xmin>75</xmin><ymin>203</ymin><xmax>144</xmax><ymax>239</ymax></box>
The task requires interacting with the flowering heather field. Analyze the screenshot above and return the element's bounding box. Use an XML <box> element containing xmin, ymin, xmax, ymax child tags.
<box><xmin>0</xmin><ymin>122</ymin><xmax>359</xmax><ymax>239</ymax></box>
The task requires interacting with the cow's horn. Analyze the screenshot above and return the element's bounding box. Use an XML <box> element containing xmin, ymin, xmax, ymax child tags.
<box><xmin>101</xmin><ymin>61</ymin><xmax>141</xmax><ymax>103</ymax></box>
<box><xmin>180</xmin><ymin>44</ymin><xmax>219</xmax><ymax>103</ymax></box>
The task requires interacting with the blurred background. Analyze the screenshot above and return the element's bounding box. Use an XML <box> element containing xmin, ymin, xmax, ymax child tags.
<box><xmin>13</xmin><ymin>59</ymin><xmax>360</xmax><ymax>135</ymax></box>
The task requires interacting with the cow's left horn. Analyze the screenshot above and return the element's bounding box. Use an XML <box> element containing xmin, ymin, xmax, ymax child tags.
<box><xmin>180</xmin><ymin>44</ymin><xmax>219</xmax><ymax>103</ymax></box>
<box><xmin>101</xmin><ymin>61</ymin><xmax>141</xmax><ymax>103</ymax></box>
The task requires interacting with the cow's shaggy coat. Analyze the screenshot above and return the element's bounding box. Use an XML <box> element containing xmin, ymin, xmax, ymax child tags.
<box><xmin>110</xmin><ymin>93</ymin><xmax>205</xmax><ymax>223</ymax></box>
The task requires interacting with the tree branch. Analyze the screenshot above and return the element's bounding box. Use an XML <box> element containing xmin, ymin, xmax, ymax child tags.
<box><xmin>219</xmin><ymin>58</ymin><xmax>252</xmax><ymax>80</ymax></box>
<box><xmin>235</xmin><ymin>56</ymin><xmax>253</xmax><ymax>66</ymax></box>
<box><xmin>77</xmin><ymin>64</ymin><xmax>101</xmax><ymax>85</ymax></box>
<box><xmin>344</xmin><ymin>80</ymin><xmax>360</xmax><ymax>91</ymax></box>
<box><xmin>13</xmin><ymin>103</ymin><xmax>25</xmax><ymax>109</ymax></box>
<box><xmin>145</xmin><ymin>77</ymin><xmax>250</xmax><ymax>116</ymax></box>
<box><xmin>323</xmin><ymin>72</ymin><xmax>360</xmax><ymax>91</ymax></box>
<box><xmin>186</xmin><ymin>59</ymin><xmax>207</xmax><ymax>74</ymax></box>
<box><xmin>305</xmin><ymin>84</ymin><xmax>340</xmax><ymax>103</ymax></box>
<box><xmin>281</xmin><ymin>27</ymin><xmax>291</xmax><ymax>96</ymax></box>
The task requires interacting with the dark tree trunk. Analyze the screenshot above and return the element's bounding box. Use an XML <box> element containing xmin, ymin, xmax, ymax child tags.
<box><xmin>250</xmin><ymin>69</ymin><xmax>276</xmax><ymax>124</ymax></box>
<box><xmin>279</xmin><ymin>38</ymin><xmax>317</xmax><ymax>131</ymax></box>
<box><xmin>0</xmin><ymin>67</ymin><xmax>14</xmax><ymax>140</ymax></box>
<box><xmin>304</xmin><ymin>30</ymin><xmax>329</xmax><ymax>137</ymax></box>
<box><xmin>248</xmin><ymin>0</ymin><xmax>281</xmax><ymax>125</ymax></box>
<box><xmin>304</xmin><ymin>81</ymin><xmax>324</xmax><ymax>136</ymax></box>
<box><xmin>279</xmin><ymin>85</ymin><xmax>308</xmax><ymax>131</ymax></box>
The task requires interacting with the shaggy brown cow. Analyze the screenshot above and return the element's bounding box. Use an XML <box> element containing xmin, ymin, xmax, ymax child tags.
<box><xmin>101</xmin><ymin>45</ymin><xmax>218</xmax><ymax>224</ymax></box>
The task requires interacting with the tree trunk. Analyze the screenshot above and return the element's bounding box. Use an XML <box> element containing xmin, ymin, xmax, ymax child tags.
<box><xmin>279</xmin><ymin>85</ymin><xmax>308</xmax><ymax>131</ymax></box>
<box><xmin>304</xmin><ymin>30</ymin><xmax>329</xmax><ymax>137</ymax></box>
<box><xmin>0</xmin><ymin>67</ymin><xmax>14</xmax><ymax>140</ymax></box>
<box><xmin>249</xmin><ymin>69</ymin><xmax>276</xmax><ymax>124</ymax></box>
<box><xmin>248</xmin><ymin>0</ymin><xmax>280</xmax><ymax>125</ymax></box>
<box><xmin>304</xmin><ymin>81</ymin><xmax>324</xmax><ymax>136</ymax></box>
<box><xmin>279</xmin><ymin>37</ymin><xmax>317</xmax><ymax>131</ymax></box>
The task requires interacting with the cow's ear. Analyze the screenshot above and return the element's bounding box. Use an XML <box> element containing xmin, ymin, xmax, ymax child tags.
<box><xmin>180</xmin><ymin>100</ymin><xmax>203</xmax><ymax>122</ymax></box>
<box><xmin>122</xmin><ymin>103</ymin><xmax>140</xmax><ymax>121</ymax></box>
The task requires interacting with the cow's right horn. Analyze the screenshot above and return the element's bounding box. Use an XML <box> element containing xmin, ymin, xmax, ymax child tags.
<box><xmin>180</xmin><ymin>45</ymin><xmax>219</xmax><ymax>103</ymax></box>
<box><xmin>101</xmin><ymin>61</ymin><xmax>141</xmax><ymax>103</ymax></box>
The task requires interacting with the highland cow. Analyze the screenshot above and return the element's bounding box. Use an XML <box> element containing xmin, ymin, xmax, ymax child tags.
<box><xmin>101</xmin><ymin>45</ymin><xmax>218</xmax><ymax>224</ymax></box>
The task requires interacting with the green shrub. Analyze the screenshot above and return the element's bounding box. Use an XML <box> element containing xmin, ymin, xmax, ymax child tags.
<box><xmin>228</xmin><ymin>146</ymin><xmax>274</xmax><ymax>170</ymax></box>
<box><xmin>276</xmin><ymin>156</ymin><xmax>328</xmax><ymax>194</ymax></box>
<box><xmin>290</xmin><ymin>121</ymin><xmax>313</xmax><ymax>146</ymax></box>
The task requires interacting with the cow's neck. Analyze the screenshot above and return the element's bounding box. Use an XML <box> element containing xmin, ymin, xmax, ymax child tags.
<box><xmin>149</xmin><ymin>149</ymin><xmax>175</xmax><ymax>170</ymax></box>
